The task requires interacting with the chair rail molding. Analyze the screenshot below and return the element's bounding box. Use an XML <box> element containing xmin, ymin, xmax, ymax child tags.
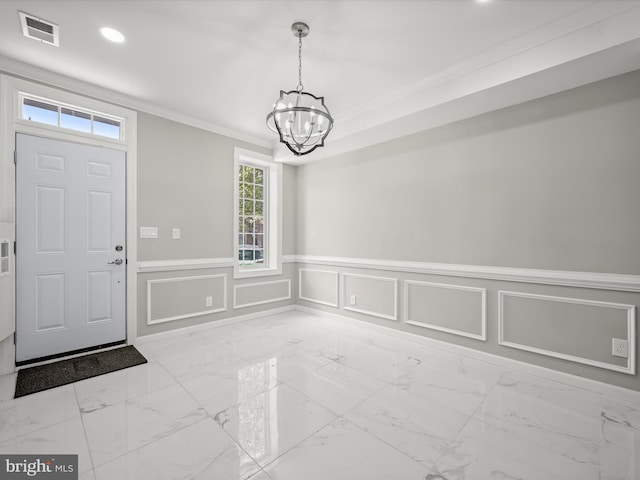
<box><xmin>292</xmin><ymin>255</ymin><xmax>640</xmax><ymax>292</ymax></box>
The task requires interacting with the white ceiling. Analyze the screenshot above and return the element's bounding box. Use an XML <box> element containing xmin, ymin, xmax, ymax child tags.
<box><xmin>1</xmin><ymin>0</ymin><xmax>639</xmax><ymax>164</ymax></box>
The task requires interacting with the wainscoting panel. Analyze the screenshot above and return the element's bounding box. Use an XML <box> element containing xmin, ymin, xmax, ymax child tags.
<box><xmin>233</xmin><ymin>279</ymin><xmax>292</xmax><ymax>309</ymax></box>
<box><xmin>147</xmin><ymin>274</ymin><xmax>227</xmax><ymax>325</ymax></box>
<box><xmin>499</xmin><ymin>290</ymin><xmax>636</xmax><ymax>374</ymax></box>
<box><xmin>405</xmin><ymin>280</ymin><xmax>486</xmax><ymax>340</ymax></box>
<box><xmin>343</xmin><ymin>273</ymin><xmax>398</xmax><ymax>321</ymax></box>
<box><xmin>299</xmin><ymin>268</ymin><xmax>339</xmax><ymax>307</ymax></box>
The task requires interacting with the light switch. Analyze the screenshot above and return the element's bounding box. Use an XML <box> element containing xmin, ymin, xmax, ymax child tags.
<box><xmin>139</xmin><ymin>227</ymin><xmax>158</xmax><ymax>239</ymax></box>
<box><xmin>172</xmin><ymin>228</ymin><xmax>181</xmax><ymax>240</ymax></box>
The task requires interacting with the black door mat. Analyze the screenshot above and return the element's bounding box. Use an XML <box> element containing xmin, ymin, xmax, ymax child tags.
<box><xmin>15</xmin><ymin>346</ymin><xmax>147</xmax><ymax>398</ymax></box>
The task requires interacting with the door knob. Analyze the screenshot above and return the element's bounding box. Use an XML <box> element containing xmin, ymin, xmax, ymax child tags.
<box><xmin>108</xmin><ymin>258</ymin><xmax>123</xmax><ymax>265</ymax></box>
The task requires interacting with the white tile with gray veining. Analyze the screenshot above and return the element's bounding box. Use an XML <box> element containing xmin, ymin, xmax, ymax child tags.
<box><xmin>213</xmin><ymin>383</ymin><xmax>338</xmax><ymax>467</ymax></box>
<box><xmin>74</xmin><ymin>361</ymin><xmax>176</xmax><ymax>413</ymax></box>
<box><xmin>344</xmin><ymin>383</ymin><xmax>470</xmax><ymax>469</ymax></box>
<box><xmin>0</xmin><ymin>416</ymin><xmax>93</xmax><ymax>474</ymax></box>
<box><xmin>0</xmin><ymin>384</ymin><xmax>79</xmax><ymax>443</ymax></box>
<box><xmin>182</xmin><ymin>359</ymin><xmax>281</xmax><ymax>416</ymax></box>
<box><xmin>392</xmin><ymin>357</ymin><xmax>502</xmax><ymax>417</ymax></box>
<box><xmin>0</xmin><ymin>311</ymin><xmax>638</xmax><ymax>480</ymax></box>
<box><xmin>600</xmin><ymin>395</ymin><xmax>640</xmax><ymax>480</ymax></box>
<box><xmin>94</xmin><ymin>418</ymin><xmax>261</xmax><ymax>480</ymax></box>
<box><xmin>430</xmin><ymin>415</ymin><xmax>600</xmax><ymax>480</ymax></box>
<box><xmin>82</xmin><ymin>383</ymin><xmax>207</xmax><ymax>467</ymax></box>
<box><xmin>263</xmin><ymin>417</ymin><xmax>430</xmax><ymax>480</ymax></box>
<box><xmin>273</xmin><ymin>359</ymin><xmax>388</xmax><ymax>415</ymax></box>
<box><xmin>474</xmin><ymin>370</ymin><xmax>603</xmax><ymax>467</ymax></box>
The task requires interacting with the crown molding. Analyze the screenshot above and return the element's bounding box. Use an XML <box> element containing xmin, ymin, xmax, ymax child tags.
<box><xmin>277</xmin><ymin>3</ymin><xmax>640</xmax><ymax>164</ymax></box>
<box><xmin>0</xmin><ymin>56</ymin><xmax>272</xmax><ymax>149</ymax></box>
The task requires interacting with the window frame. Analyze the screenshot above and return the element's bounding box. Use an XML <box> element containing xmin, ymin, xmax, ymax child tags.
<box><xmin>19</xmin><ymin>92</ymin><xmax>125</xmax><ymax>141</ymax></box>
<box><xmin>233</xmin><ymin>148</ymin><xmax>282</xmax><ymax>279</ymax></box>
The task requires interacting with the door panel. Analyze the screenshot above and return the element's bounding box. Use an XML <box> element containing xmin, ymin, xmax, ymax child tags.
<box><xmin>16</xmin><ymin>134</ymin><xmax>126</xmax><ymax>362</ymax></box>
<box><xmin>35</xmin><ymin>273</ymin><xmax>66</xmax><ymax>331</ymax></box>
<box><xmin>35</xmin><ymin>185</ymin><xmax>66</xmax><ymax>253</ymax></box>
<box><xmin>87</xmin><ymin>270</ymin><xmax>112</xmax><ymax>323</ymax></box>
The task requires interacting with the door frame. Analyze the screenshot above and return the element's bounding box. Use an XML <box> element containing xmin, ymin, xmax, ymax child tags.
<box><xmin>0</xmin><ymin>75</ymin><xmax>138</xmax><ymax>371</ymax></box>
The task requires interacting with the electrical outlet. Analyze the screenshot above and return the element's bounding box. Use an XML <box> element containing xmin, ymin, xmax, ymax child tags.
<box><xmin>612</xmin><ymin>338</ymin><xmax>629</xmax><ymax>358</ymax></box>
<box><xmin>206</xmin><ymin>296</ymin><xmax>213</xmax><ymax>307</ymax></box>
<box><xmin>349</xmin><ymin>295</ymin><xmax>356</xmax><ymax>306</ymax></box>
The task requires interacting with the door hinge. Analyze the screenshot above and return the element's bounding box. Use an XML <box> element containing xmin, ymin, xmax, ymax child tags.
<box><xmin>13</xmin><ymin>150</ymin><xmax>17</xmax><ymax>165</ymax></box>
<box><xmin>13</xmin><ymin>331</ymin><xmax>16</xmax><ymax>344</ymax></box>
<box><xmin>13</xmin><ymin>242</ymin><xmax>16</xmax><ymax>255</ymax></box>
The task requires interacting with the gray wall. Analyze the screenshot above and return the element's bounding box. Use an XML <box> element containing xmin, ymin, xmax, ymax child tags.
<box><xmin>295</xmin><ymin>70</ymin><xmax>640</xmax><ymax>391</ymax></box>
<box><xmin>297</xmin><ymin>70</ymin><xmax>640</xmax><ymax>274</ymax></box>
<box><xmin>136</xmin><ymin>113</ymin><xmax>296</xmax><ymax>336</ymax></box>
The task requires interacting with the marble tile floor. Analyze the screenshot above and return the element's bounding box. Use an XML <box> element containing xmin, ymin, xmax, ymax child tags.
<box><xmin>0</xmin><ymin>310</ymin><xmax>639</xmax><ymax>480</ymax></box>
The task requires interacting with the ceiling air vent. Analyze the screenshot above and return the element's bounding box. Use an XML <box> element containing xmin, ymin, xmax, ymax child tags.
<box><xmin>19</xmin><ymin>11</ymin><xmax>59</xmax><ymax>46</ymax></box>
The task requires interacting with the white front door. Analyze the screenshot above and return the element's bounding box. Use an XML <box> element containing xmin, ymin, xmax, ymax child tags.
<box><xmin>16</xmin><ymin>134</ymin><xmax>126</xmax><ymax>363</ymax></box>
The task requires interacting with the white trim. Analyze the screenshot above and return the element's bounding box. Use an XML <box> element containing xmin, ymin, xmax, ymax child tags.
<box><xmin>146</xmin><ymin>274</ymin><xmax>227</xmax><ymax>325</ymax></box>
<box><xmin>498</xmin><ymin>290</ymin><xmax>636</xmax><ymax>375</ymax></box>
<box><xmin>293</xmin><ymin>255</ymin><xmax>640</xmax><ymax>292</ymax></box>
<box><xmin>295</xmin><ymin>305</ymin><xmax>640</xmax><ymax>402</ymax></box>
<box><xmin>298</xmin><ymin>268</ymin><xmax>339</xmax><ymax>307</ymax></box>
<box><xmin>138</xmin><ymin>257</ymin><xmax>234</xmax><ymax>272</ymax></box>
<box><xmin>404</xmin><ymin>280</ymin><xmax>487</xmax><ymax>341</ymax></box>
<box><xmin>0</xmin><ymin>55</ymin><xmax>272</xmax><ymax>149</ymax></box>
<box><xmin>343</xmin><ymin>272</ymin><xmax>398</xmax><ymax>321</ymax></box>
<box><xmin>2</xmin><ymin>75</ymin><xmax>138</xmax><ymax>362</ymax></box>
<box><xmin>233</xmin><ymin>279</ymin><xmax>291</xmax><ymax>309</ymax></box>
<box><xmin>136</xmin><ymin>305</ymin><xmax>296</xmax><ymax>345</ymax></box>
<box><xmin>233</xmin><ymin>148</ymin><xmax>283</xmax><ymax>279</ymax></box>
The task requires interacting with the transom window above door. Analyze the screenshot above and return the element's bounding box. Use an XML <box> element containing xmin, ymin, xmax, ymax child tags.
<box><xmin>20</xmin><ymin>94</ymin><xmax>124</xmax><ymax>140</ymax></box>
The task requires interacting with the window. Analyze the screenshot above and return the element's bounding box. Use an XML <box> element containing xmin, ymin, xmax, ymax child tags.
<box><xmin>234</xmin><ymin>149</ymin><xmax>282</xmax><ymax>278</ymax></box>
<box><xmin>238</xmin><ymin>164</ymin><xmax>265</xmax><ymax>266</ymax></box>
<box><xmin>20</xmin><ymin>94</ymin><xmax>123</xmax><ymax>140</ymax></box>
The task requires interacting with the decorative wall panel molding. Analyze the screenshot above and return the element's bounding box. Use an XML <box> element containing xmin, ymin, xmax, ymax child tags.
<box><xmin>294</xmin><ymin>255</ymin><xmax>640</xmax><ymax>292</ymax></box>
<box><xmin>147</xmin><ymin>274</ymin><xmax>227</xmax><ymax>325</ymax></box>
<box><xmin>405</xmin><ymin>280</ymin><xmax>487</xmax><ymax>341</ymax></box>
<box><xmin>299</xmin><ymin>268</ymin><xmax>339</xmax><ymax>307</ymax></box>
<box><xmin>499</xmin><ymin>290</ymin><xmax>636</xmax><ymax>374</ymax></box>
<box><xmin>233</xmin><ymin>279</ymin><xmax>292</xmax><ymax>309</ymax></box>
<box><xmin>343</xmin><ymin>273</ymin><xmax>398</xmax><ymax>321</ymax></box>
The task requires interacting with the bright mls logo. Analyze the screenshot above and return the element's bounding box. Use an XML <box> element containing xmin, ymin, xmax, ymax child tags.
<box><xmin>0</xmin><ymin>455</ymin><xmax>77</xmax><ymax>479</ymax></box>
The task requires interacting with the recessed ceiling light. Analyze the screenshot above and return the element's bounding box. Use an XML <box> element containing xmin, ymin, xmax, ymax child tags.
<box><xmin>100</xmin><ymin>27</ymin><xmax>125</xmax><ymax>43</ymax></box>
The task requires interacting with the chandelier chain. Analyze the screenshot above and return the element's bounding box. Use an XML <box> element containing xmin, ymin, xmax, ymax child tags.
<box><xmin>297</xmin><ymin>31</ymin><xmax>303</xmax><ymax>92</ymax></box>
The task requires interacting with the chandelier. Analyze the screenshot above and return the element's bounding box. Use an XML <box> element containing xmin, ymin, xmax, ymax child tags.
<box><xmin>266</xmin><ymin>22</ymin><xmax>334</xmax><ymax>156</ymax></box>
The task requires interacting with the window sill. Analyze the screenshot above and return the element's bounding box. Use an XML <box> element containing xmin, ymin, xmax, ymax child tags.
<box><xmin>233</xmin><ymin>265</ymin><xmax>283</xmax><ymax>279</ymax></box>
